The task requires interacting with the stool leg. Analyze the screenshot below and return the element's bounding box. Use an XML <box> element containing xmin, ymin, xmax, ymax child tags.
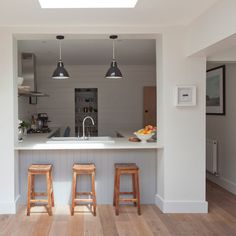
<box><xmin>49</xmin><ymin>170</ymin><xmax>55</xmax><ymax>207</ymax></box>
<box><xmin>27</xmin><ymin>173</ymin><xmax>32</xmax><ymax>216</ymax></box>
<box><xmin>91</xmin><ymin>171</ymin><xmax>96</xmax><ymax>216</ymax></box>
<box><xmin>71</xmin><ymin>172</ymin><xmax>77</xmax><ymax>216</ymax></box>
<box><xmin>31</xmin><ymin>175</ymin><xmax>35</xmax><ymax>207</ymax></box>
<box><xmin>113</xmin><ymin>170</ymin><xmax>117</xmax><ymax>206</ymax></box>
<box><xmin>136</xmin><ymin>171</ymin><xmax>141</xmax><ymax>215</ymax></box>
<box><xmin>115</xmin><ymin>170</ymin><xmax>120</xmax><ymax>216</ymax></box>
<box><xmin>132</xmin><ymin>173</ymin><xmax>137</xmax><ymax>207</ymax></box>
<box><xmin>31</xmin><ymin>175</ymin><xmax>35</xmax><ymax>198</ymax></box>
<box><xmin>46</xmin><ymin>172</ymin><xmax>53</xmax><ymax>216</ymax></box>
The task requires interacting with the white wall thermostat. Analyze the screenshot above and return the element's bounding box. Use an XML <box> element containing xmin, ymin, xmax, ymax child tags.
<box><xmin>175</xmin><ymin>85</ymin><xmax>197</xmax><ymax>106</ymax></box>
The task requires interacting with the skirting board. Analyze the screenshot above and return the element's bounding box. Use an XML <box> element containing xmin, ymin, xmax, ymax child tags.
<box><xmin>155</xmin><ymin>194</ymin><xmax>208</xmax><ymax>213</ymax></box>
<box><xmin>15</xmin><ymin>195</ymin><xmax>21</xmax><ymax>213</ymax></box>
<box><xmin>207</xmin><ymin>174</ymin><xmax>236</xmax><ymax>195</ymax></box>
<box><xmin>0</xmin><ymin>195</ymin><xmax>20</xmax><ymax>214</ymax></box>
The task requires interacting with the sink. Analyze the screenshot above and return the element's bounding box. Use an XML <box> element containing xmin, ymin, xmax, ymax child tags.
<box><xmin>46</xmin><ymin>136</ymin><xmax>115</xmax><ymax>144</ymax></box>
<box><xmin>79</xmin><ymin>136</ymin><xmax>114</xmax><ymax>142</ymax></box>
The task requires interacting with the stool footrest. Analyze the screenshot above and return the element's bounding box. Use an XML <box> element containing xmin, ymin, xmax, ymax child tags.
<box><xmin>76</xmin><ymin>192</ymin><xmax>93</xmax><ymax>196</ymax></box>
<box><xmin>119</xmin><ymin>198</ymin><xmax>137</xmax><ymax>203</ymax></box>
<box><xmin>34</xmin><ymin>192</ymin><xmax>47</xmax><ymax>197</ymax></box>
<box><xmin>119</xmin><ymin>192</ymin><xmax>134</xmax><ymax>195</ymax></box>
<box><xmin>74</xmin><ymin>198</ymin><xmax>94</xmax><ymax>203</ymax></box>
<box><xmin>30</xmin><ymin>199</ymin><xmax>48</xmax><ymax>203</ymax></box>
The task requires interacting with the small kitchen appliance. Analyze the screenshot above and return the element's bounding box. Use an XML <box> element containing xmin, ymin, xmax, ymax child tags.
<box><xmin>37</xmin><ymin>113</ymin><xmax>50</xmax><ymax>132</ymax></box>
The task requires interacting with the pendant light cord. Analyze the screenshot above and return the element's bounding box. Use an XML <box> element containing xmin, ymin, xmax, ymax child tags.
<box><xmin>59</xmin><ymin>39</ymin><xmax>62</xmax><ymax>60</ymax></box>
<box><xmin>113</xmin><ymin>39</ymin><xmax>115</xmax><ymax>60</ymax></box>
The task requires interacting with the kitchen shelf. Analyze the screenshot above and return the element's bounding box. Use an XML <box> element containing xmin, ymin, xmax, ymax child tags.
<box><xmin>75</xmin><ymin>88</ymin><xmax>98</xmax><ymax>137</ymax></box>
<box><xmin>18</xmin><ymin>86</ymin><xmax>30</xmax><ymax>97</ymax></box>
<box><xmin>18</xmin><ymin>87</ymin><xmax>49</xmax><ymax>97</ymax></box>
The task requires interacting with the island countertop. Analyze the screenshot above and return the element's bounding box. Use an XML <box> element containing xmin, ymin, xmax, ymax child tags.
<box><xmin>15</xmin><ymin>129</ymin><xmax>163</xmax><ymax>150</ymax></box>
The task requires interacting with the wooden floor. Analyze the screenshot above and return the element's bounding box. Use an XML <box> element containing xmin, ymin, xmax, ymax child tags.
<box><xmin>1</xmin><ymin>181</ymin><xmax>236</xmax><ymax>236</ymax></box>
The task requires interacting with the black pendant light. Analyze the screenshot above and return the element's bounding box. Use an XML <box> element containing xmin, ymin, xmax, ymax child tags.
<box><xmin>52</xmin><ymin>35</ymin><xmax>70</xmax><ymax>80</ymax></box>
<box><xmin>105</xmin><ymin>35</ymin><xmax>123</xmax><ymax>79</ymax></box>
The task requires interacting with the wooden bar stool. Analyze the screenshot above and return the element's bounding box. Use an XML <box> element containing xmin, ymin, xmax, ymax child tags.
<box><xmin>113</xmin><ymin>163</ymin><xmax>141</xmax><ymax>215</ymax></box>
<box><xmin>27</xmin><ymin>164</ymin><xmax>54</xmax><ymax>216</ymax></box>
<box><xmin>71</xmin><ymin>163</ymin><xmax>96</xmax><ymax>216</ymax></box>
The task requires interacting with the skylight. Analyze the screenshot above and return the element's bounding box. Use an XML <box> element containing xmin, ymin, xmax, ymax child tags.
<box><xmin>38</xmin><ymin>0</ymin><xmax>138</xmax><ymax>8</ymax></box>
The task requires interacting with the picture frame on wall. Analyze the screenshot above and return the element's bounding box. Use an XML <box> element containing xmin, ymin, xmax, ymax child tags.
<box><xmin>175</xmin><ymin>85</ymin><xmax>197</xmax><ymax>107</ymax></box>
<box><xmin>206</xmin><ymin>65</ymin><xmax>225</xmax><ymax>115</ymax></box>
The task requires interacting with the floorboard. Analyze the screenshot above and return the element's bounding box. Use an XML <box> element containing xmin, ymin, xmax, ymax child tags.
<box><xmin>1</xmin><ymin>181</ymin><xmax>236</xmax><ymax>236</ymax></box>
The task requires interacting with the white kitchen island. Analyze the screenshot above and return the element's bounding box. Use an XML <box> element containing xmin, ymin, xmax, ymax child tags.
<box><xmin>15</xmin><ymin>130</ymin><xmax>163</xmax><ymax>205</ymax></box>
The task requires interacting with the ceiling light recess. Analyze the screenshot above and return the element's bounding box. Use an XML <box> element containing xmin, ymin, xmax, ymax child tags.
<box><xmin>38</xmin><ymin>0</ymin><xmax>138</xmax><ymax>8</ymax></box>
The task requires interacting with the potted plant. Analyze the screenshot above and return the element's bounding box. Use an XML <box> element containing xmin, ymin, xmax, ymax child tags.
<box><xmin>18</xmin><ymin>120</ymin><xmax>30</xmax><ymax>136</ymax></box>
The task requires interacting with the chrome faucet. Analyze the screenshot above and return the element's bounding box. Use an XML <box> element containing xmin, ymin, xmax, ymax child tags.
<box><xmin>82</xmin><ymin>116</ymin><xmax>95</xmax><ymax>140</ymax></box>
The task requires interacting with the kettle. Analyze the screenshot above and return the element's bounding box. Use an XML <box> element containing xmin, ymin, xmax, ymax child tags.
<box><xmin>37</xmin><ymin>119</ymin><xmax>43</xmax><ymax>130</ymax></box>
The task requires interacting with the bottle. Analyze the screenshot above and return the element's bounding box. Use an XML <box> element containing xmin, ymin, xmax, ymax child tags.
<box><xmin>31</xmin><ymin>115</ymin><xmax>37</xmax><ymax>130</ymax></box>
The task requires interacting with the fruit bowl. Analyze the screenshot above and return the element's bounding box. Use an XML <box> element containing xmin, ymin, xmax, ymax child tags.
<box><xmin>134</xmin><ymin>125</ymin><xmax>156</xmax><ymax>143</ymax></box>
<box><xmin>134</xmin><ymin>132</ymin><xmax>154</xmax><ymax>143</ymax></box>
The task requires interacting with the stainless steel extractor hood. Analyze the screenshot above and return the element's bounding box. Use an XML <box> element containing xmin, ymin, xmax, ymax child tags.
<box><xmin>19</xmin><ymin>53</ymin><xmax>48</xmax><ymax>97</ymax></box>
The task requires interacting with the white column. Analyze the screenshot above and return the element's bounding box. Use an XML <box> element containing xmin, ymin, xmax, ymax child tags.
<box><xmin>0</xmin><ymin>30</ymin><xmax>18</xmax><ymax>214</ymax></box>
<box><xmin>156</xmin><ymin>28</ymin><xmax>207</xmax><ymax>213</ymax></box>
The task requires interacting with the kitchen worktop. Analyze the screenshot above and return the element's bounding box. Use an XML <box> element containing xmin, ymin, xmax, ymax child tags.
<box><xmin>15</xmin><ymin>128</ymin><xmax>163</xmax><ymax>150</ymax></box>
<box><xmin>115</xmin><ymin>130</ymin><xmax>134</xmax><ymax>137</ymax></box>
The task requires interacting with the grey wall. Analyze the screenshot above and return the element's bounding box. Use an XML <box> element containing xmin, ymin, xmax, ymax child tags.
<box><xmin>207</xmin><ymin>62</ymin><xmax>236</xmax><ymax>194</ymax></box>
<box><xmin>36</xmin><ymin>65</ymin><xmax>156</xmax><ymax>136</ymax></box>
<box><xmin>18</xmin><ymin>96</ymin><xmax>36</xmax><ymax>121</ymax></box>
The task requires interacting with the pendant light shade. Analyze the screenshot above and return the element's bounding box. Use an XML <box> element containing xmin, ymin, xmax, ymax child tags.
<box><xmin>52</xmin><ymin>35</ymin><xmax>70</xmax><ymax>80</ymax></box>
<box><xmin>52</xmin><ymin>60</ymin><xmax>70</xmax><ymax>79</ymax></box>
<box><xmin>105</xmin><ymin>61</ymin><xmax>123</xmax><ymax>79</ymax></box>
<box><xmin>105</xmin><ymin>35</ymin><xmax>123</xmax><ymax>79</ymax></box>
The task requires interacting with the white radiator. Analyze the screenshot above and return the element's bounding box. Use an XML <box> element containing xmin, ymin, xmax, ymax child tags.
<box><xmin>206</xmin><ymin>139</ymin><xmax>218</xmax><ymax>175</ymax></box>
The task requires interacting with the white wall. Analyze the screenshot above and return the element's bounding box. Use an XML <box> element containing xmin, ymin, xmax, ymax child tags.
<box><xmin>36</xmin><ymin>65</ymin><xmax>156</xmax><ymax>136</ymax></box>
<box><xmin>156</xmin><ymin>28</ymin><xmax>207</xmax><ymax>213</ymax></box>
<box><xmin>207</xmin><ymin>63</ymin><xmax>236</xmax><ymax>194</ymax></box>
<box><xmin>208</xmin><ymin>47</ymin><xmax>236</xmax><ymax>62</ymax></box>
<box><xmin>186</xmin><ymin>0</ymin><xmax>236</xmax><ymax>56</ymax></box>
<box><xmin>0</xmin><ymin>30</ymin><xmax>17</xmax><ymax>213</ymax></box>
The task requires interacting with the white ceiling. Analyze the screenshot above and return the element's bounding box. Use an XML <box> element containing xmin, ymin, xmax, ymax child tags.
<box><xmin>18</xmin><ymin>39</ymin><xmax>156</xmax><ymax>65</ymax></box>
<box><xmin>0</xmin><ymin>0</ymin><xmax>218</xmax><ymax>27</ymax></box>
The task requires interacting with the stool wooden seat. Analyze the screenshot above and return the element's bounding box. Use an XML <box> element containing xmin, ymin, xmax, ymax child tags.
<box><xmin>27</xmin><ymin>164</ymin><xmax>54</xmax><ymax>216</ymax></box>
<box><xmin>28</xmin><ymin>164</ymin><xmax>52</xmax><ymax>173</ymax></box>
<box><xmin>71</xmin><ymin>163</ymin><xmax>96</xmax><ymax>216</ymax></box>
<box><xmin>113</xmin><ymin>163</ymin><xmax>141</xmax><ymax>215</ymax></box>
<box><xmin>73</xmin><ymin>163</ymin><xmax>96</xmax><ymax>173</ymax></box>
